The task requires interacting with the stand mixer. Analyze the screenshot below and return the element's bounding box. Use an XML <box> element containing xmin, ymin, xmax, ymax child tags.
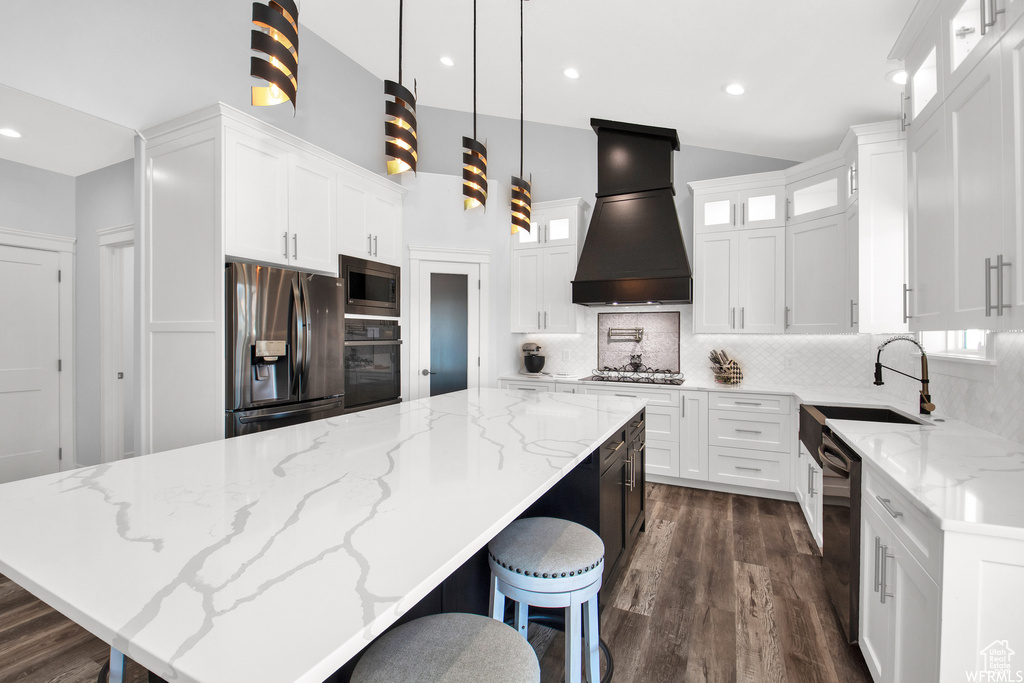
<box><xmin>521</xmin><ymin>343</ymin><xmax>546</xmax><ymax>374</ymax></box>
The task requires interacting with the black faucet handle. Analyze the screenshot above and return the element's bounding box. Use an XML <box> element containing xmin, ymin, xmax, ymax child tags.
<box><xmin>873</xmin><ymin>362</ymin><xmax>885</xmax><ymax>386</ymax></box>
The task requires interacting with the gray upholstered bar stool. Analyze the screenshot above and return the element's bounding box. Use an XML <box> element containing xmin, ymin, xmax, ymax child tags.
<box><xmin>350</xmin><ymin>612</ymin><xmax>539</xmax><ymax>683</ymax></box>
<box><xmin>488</xmin><ymin>517</ymin><xmax>605</xmax><ymax>683</ymax></box>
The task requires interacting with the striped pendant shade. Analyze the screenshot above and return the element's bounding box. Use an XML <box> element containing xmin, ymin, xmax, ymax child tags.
<box><xmin>250</xmin><ymin>0</ymin><xmax>299</xmax><ymax>112</ymax></box>
<box><xmin>463</xmin><ymin>136</ymin><xmax>488</xmax><ymax>210</ymax></box>
<box><xmin>511</xmin><ymin>176</ymin><xmax>531</xmax><ymax>233</ymax></box>
<box><xmin>385</xmin><ymin>80</ymin><xmax>418</xmax><ymax>175</ymax></box>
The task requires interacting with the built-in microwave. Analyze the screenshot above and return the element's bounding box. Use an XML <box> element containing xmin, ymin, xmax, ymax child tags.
<box><xmin>340</xmin><ymin>255</ymin><xmax>400</xmax><ymax>317</ymax></box>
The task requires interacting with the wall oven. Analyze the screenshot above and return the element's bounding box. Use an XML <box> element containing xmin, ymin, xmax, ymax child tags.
<box><xmin>341</xmin><ymin>255</ymin><xmax>399</xmax><ymax>317</ymax></box>
<box><xmin>343</xmin><ymin>318</ymin><xmax>401</xmax><ymax>413</ymax></box>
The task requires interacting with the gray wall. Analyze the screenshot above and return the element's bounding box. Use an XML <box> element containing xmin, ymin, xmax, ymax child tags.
<box><xmin>74</xmin><ymin>159</ymin><xmax>135</xmax><ymax>466</ymax></box>
<box><xmin>0</xmin><ymin>159</ymin><xmax>75</xmax><ymax>236</ymax></box>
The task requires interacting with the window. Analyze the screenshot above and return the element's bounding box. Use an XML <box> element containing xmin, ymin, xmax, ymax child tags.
<box><xmin>921</xmin><ymin>329</ymin><xmax>992</xmax><ymax>361</ymax></box>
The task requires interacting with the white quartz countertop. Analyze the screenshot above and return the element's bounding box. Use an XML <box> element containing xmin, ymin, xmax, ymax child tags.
<box><xmin>0</xmin><ymin>389</ymin><xmax>646</xmax><ymax>683</ymax></box>
<box><xmin>500</xmin><ymin>375</ymin><xmax>1024</xmax><ymax>539</ymax></box>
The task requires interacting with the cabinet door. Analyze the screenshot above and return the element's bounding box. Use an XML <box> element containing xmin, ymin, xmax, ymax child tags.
<box><xmin>859</xmin><ymin>503</ymin><xmax>891</xmax><ymax>683</ymax></box>
<box><xmin>540</xmin><ymin>205</ymin><xmax>578</xmax><ymax>248</ymax></box>
<box><xmin>224</xmin><ymin>127</ymin><xmax>290</xmax><ymax>266</ymax></box>
<box><xmin>512</xmin><ymin>211</ymin><xmax>544</xmax><ymax>249</ymax></box>
<box><xmin>808</xmin><ymin>460</ymin><xmax>823</xmax><ymax>547</ymax></box>
<box><xmin>510</xmin><ymin>251</ymin><xmax>542</xmax><ymax>333</ymax></box>
<box><xmin>625</xmin><ymin>441</ymin><xmax>645</xmax><ymax>540</ymax></box>
<box><xmin>846</xmin><ymin>203</ymin><xmax>860</xmax><ymax>331</ymax></box>
<box><xmin>889</xmin><ymin>536</ymin><xmax>941</xmax><ymax>683</ymax></box>
<box><xmin>288</xmin><ymin>154</ymin><xmax>337</xmax><ymax>275</ymax></box>
<box><xmin>946</xmin><ymin>47</ymin><xmax>1008</xmax><ymax>328</ymax></box>
<box><xmin>694</xmin><ymin>232</ymin><xmax>737</xmax><ymax>332</ymax></box>
<box><xmin>337</xmin><ymin>175</ymin><xmax>371</xmax><ymax>259</ymax></box>
<box><xmin>794</xmin><ymin>443</ymin><xmax>808</xmax><ymax>512</ymax></box>
<box><xmin>787</xmin><ymin>166</ymin><xmax>847</xmax><ymax>222</ymax></box>
<box><xmin>786</xmin><ymin>215</ymin><xmax>848</xmax><ymax>333</ymax></box>
<box><xmin>738</xmin><ymin>185</ymin><xmax>785</xmax><ymax>229</ymax></box>
<box><xmin>678</xmin><ymin>391</ymin><xmax>709</xmax><ymax>481</ymax></box>
<box><xmin>1004</xmin><ymin>15</ymin><xmax>1024</xmax><ymax>327</ymax></box>
<box><xmin>367</xmin><ymin>191</ymin><xmax>403</xmax><ymax>265</ymax></box>
<box><xmin>694</xmin><ymin>190</ymin><xmax>738</xmax><ymax>233</ymax></box>
<box><xmin>908</xmin><ymin>109</ymin><xmax>953</xmax><ymax>331</ymax></box>
<box><xmin>541</xmin><ymin>246</ymin><xmax>578</xmax><ymax>333</ymax></box>
<box><xmin>599</xmin><ymin>458</ymin><xmax>627</xmax><ymax>586</ymax></box>
<box><xmin>501</xmin><ymin>380</ymin><xmax>555</xmax><ymax>393</ymax></box>
<box><xmin>946</xmin><ymin>0</ymin><xmax>1007</xmax><ymax>93</ymax></box>
<box><xmin>737</xmin><ymin>227</ymin><xmax>785</xmax><ymax>333</ymax></box>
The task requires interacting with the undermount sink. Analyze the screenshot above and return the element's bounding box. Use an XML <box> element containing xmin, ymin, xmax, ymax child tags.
<box><xmin>810</xmin><ymin>405</ymin><xmax>925</xmax><ymax>425</ymax></box>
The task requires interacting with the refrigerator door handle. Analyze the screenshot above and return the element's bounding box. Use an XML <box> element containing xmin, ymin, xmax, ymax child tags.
<box><xmin>291</xmin><ymin>278</ymin><xmax>304</xmax><ymax>396</ymax></box>
<box><xmin>300</xmin><ymin>276</ymin><xmax>313</xmax><ymax>390</ymax></box>
<box><xmin>229</xmin><ymin>263</ymin><xmax>250</xmax><ymax>410</ymax></box>
<box><xmin>236</xmin><ymin>398</ymin><xmax>347</xmax><ymax>424</ymax></box>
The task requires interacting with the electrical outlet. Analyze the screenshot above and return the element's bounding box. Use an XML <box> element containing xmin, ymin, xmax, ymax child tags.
<box><xmin>561</xmin><ymin>349</ymin><xmax>571</xmax><ymax>362</ymax></box>
<box><xmin>784</xmin><ymin>355</ymin><xmax>796</xmax><ymax>368</ymax></box>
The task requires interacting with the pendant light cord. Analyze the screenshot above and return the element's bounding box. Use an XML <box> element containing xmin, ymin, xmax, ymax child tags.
<box><xmin>398</xmin><ymin>0</ymin><xmax>404</xmax><ymax>84</ymax></box>
<box><xmin>520</xmin><ymin>0</ymin><xmax>524</xmax><ymax>177</ymax></box>
<box><xmin>473</xmin><ymin>0</ymin><xmax>478</xmax><ymax>141</ymax></box>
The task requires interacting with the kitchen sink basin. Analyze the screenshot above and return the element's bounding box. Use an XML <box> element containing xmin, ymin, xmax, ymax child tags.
<box><xmin>809</xmin><ymin>405</ymin><xmax>924</xmax><ymax>425</ymax></box>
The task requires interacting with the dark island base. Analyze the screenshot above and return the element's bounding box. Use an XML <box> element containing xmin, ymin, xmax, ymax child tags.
<box><xmin>327</xmin><ymin>408</ymin><xmax>646</xmax><ymax>682</ymax></box>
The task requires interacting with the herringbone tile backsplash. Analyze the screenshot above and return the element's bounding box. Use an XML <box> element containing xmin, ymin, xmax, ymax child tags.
<box><xmin>515</xmin><ymin>307</ymin><xmax>1024</xmax><ymax>443</ymax></box>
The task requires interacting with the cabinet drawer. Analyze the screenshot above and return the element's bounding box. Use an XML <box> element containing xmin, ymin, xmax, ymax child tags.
<box><xmin>708</xmin><ymin>447</ymin><xmax>789</xmax><ymax>492</ymax></box>
<box><xmin>709</xmin><ymin>411</ymin><xmax>792</xmax><ymax>453</ymax></box>
<box><xmin>501</xmin><ymin>380</ymin><xmax>555</xmax><ymax>393</ymax></box>
<box><xmin>709</xmin><ymin>392</ymin><xmax>791</xmax><ymax>415</ymax></box>
<box><xmin>864</xmin><ymin>465</ymin><xmax>943</xmax><ymax>582</ymax></box>
<box><xmin>644</xmin><ymin>406</ymin><xmax>679</xmax><ymax>442</ymax></box>
<box><xmin>644</xmin><ymin>439</ymin><xmax>680</xmax><ymax>479</ymax></box>
<box><xmin>583</xmin><ymin>386</ymin><xmax>679</xmax><ymax>407</ymax></box>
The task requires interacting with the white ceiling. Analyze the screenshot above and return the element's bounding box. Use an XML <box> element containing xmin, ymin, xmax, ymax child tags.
<box><xmin>0</xmin><ymin>85</ymin><xmax>134</xmax><ymax>177</ymax></box>
<box><xmin>303</xmin><ymin>0</ymin><xmax>918</xmax><ymax>162</ymax></box>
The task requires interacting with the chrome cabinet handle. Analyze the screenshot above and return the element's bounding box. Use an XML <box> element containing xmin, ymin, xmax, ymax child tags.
<box><xmin>292</xmin><ymin>233</ymin><xmax>298</xmax><ymax>259</ymax></box>
<box><xmin>544</xmin><ymin>311</ymin><xmax>548</xmax><ymax>328</ymax></box>
<box><xmin>981</xmin><ymin>0</ymin><xmax>989</xmax><ymax>34</ymax></box>
<box><xmin>876</xmin><ymin>495</ymin><xmax>904</xmax><ymax>519</ymax></box>
<box><xmin>808</xmin><ymin>463</ymin><xmax>817</xmax><ymax>496</ymax></box>
<box><xmin>731</xmin><ymin>203</ymin><xmax>736</xmax><ymax>226</ymax></box>
<box><xmin>850</xmin><ymin>299</ymin><xmax>858</xmax><ymax>327</ymax></box>
<box><xmin>786</xmin><ymin>197</ymin><xmax>791</xmax><ymax>221</ymax></box>
<box><xmin>367</xmin><ymin>235</ymin><xmax>372</xmax><ymax>254</ymax></box>
<box><xmin>735</xmin><ymin>428</ymin><xmax>763</xmax><ymax>434</ymax></box>
<box><xmin>736</xmin><ymin>466</ymin><xmax>762</xmax><ymax>472</ymax></box>
<box><xmin>740</xmin><ymin>306</ymin><xmax>745</xmax><ymax>329</ymax></box>
<box><xmin>987</xmin><ymin>0</ymin><xmax>1004</xmax><ymax>28</ymax></box>
<box><xmin>903</xmin><ymin>284</ymin><xmax>912</xmax><ymax>322</ymax></box>
<box><xmin>881</xmin><ymin>545</ymin><xmax>895</xmax><ymax>604</ymax></box>
<box><xmin>731</xmin><ymin>307</ymin><xmax>736</xmax><ymax>329</ymax></box>
<box><xmin>996</xmin><ymin>254</ymin><xmax>1012</xmax><ymax>316</ymax></box>
<box><xmin>517</xmin><ymin>387</ymin><xmax>537</xmax><ymax>391</ymax></box>
<box><xmin>614</xmin><ymin>393</ymin><xmax>638</xmax><ymax>398</ymax></box>
<box><xmin>900</xmin><ymin>93</ymin><xmax>911</xmax><ymax>131</ymax></box>
<box><xmin>537</xmin><ymin>311</ymin><xmax>541</xmax><ymax>328</ymax></box>
<box><xmin>734</xmin><ymin>401</ymin><xmax>762</xmax><ymax>406</ymax></box>
<box><xmin>785</xmin><ymin>306</ymin><xmax>791</xmax><ymax>329</ymax></box>
<box><xmin>986</xmin><ymin>257</ymin><xmax>994</xmax><ymax>316</ymax></box>
<box><xmin>284</xmin><ymin>232</ymin><xmax>289</xmax><ymax>258</ymax></box>
<box><xmin>373</xmin><ymin>235</ymin><xmax>378</xmax><ymax>256</ymax></box>
<box><xmin>742</xmin><ymin>202</ymin><xmax>746</xmax><ymax>225</ymax></box>
<box><xmin>874</xmin><ymin>536</ymin><xmax>883</xmax><ymax>593</ymax></box>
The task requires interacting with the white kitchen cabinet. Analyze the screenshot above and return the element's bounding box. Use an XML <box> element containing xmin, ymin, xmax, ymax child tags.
<box><xmin>223</xmin><ymin>127</ymin><xmax>339</xmax><ymax>276</ymax></box>
<box><xmin>693</xmin><ymin>227</ymin><xmax>785</xmax><ymax>333</ymax></box>
<box><xmin>786</xmin><ymin>164</ymin><xmax>847</xmax><ymax>223</ymax></box>
<box><xmin>512</xmin><ymin>197</ymin><xmax>588</xmax><ymax>249</ymax></box>
<box><xmin>860</xmin><ymin>490</ymin><xmax>941</xmax><ymax>683</ymax></box>
<box><xmin>1003</xmin><ymin>14</ymin><xmax>1024</xmax><ymax>327</ymax></box>
<box><xmin>337</xmin><ymin>173</ymin><xmax>404</xmax><ymax>265</ymax></box>
<box><xmin>945</xmin><ymin>0</ymin><xmax>1008</xmax><ymax>93</ymax></box>
<box><xmin>907</xmin><ymin>101</ymin><xmax>953</xmax><ymax>331</ymax></box>
<box><xmin>499</xmin><ymin>379</ymin><xmax>556</xmax><ymax>393</ymax></box>
<box><xmin>846</xmin><ymin>203</ymin><xmax>860</xmax><ymax>332</ymax></box>
<box><xmin>786</xmin><ymin>214</ymin><xmax>850</xmax><ymax>334</ymax></box>
<box><xmin>510</xmin><ymin>246</ymin><xmax>580</xmax><ymax>333</ymax></box>
<box><xmin>677</xmin><ymin>390</ymin><xmax>709</xmax><ymax>481</ymax></box>
<box><xmin>692</xmin><ymin>175</ymin><xmax>786</xmax><ymax>233</ymax></box>
<box><xmin>706</xmin><ymin>398</ymin><xmax>793</xmax><ymax>493</ymax></box>
<box><xmin>793</xmin><ymin>443</ymin><xmax>823</xmax><ymax>548</ymax></box>
<box><xmin>946</xmin><ymin>46</ymin><xmax>1010</xmax><ymax>328</ymax></box>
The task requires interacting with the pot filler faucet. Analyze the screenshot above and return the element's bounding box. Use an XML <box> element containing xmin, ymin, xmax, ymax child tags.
<box><xmin>874</xmin><ymin>335</ymin><xmax>936</xmax><ymax>415</ymax></box>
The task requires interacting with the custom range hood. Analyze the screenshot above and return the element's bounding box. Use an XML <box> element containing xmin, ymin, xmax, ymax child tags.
<box><xmin>572</xmin><ymin>119</ymin><xmax>692</xmax><ymax>305</ymax></box>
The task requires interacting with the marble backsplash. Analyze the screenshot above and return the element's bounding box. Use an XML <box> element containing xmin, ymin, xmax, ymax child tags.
<box><xmin>597</xmin><ymin>312</ymin><xmax>680</xmax><ymax>371</ymax></box>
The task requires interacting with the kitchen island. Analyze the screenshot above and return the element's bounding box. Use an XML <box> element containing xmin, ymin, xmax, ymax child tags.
<box><xmin>0</xmin><ymin>388</ymin><xmax>645</xmax><ymax>683</ymax></box>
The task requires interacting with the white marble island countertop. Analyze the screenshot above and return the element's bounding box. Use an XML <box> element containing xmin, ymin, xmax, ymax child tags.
<box><xmin>0</xmin><ymin>388</ymin><xmax>646</xmax><ymax>683</ymax></box>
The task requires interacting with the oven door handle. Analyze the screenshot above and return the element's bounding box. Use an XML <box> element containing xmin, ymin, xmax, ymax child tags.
<box><xmin>344</xmin><ymin>340</ymin><xmax>404</xmax><ymax>346</ymax></box>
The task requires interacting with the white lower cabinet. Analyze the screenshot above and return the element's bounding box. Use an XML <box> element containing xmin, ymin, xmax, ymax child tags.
<box><xmin>794</xmin><ymin>442</ymin><xmax>822</xmax><ymax>547</ymax></box>
<box><xmin>706</xmin><ymin>395</ymin><xmax>793</xmax><ymax>493</ymax></box>
<box><xmin>860</xmin><ymin>494</ymin><xmax>940</xmax><ymax>683</ymax></box>
<box><xmin>498</xmin><ymin>379</ymin><xmax>556</xmax><ymax>393</ymax></box>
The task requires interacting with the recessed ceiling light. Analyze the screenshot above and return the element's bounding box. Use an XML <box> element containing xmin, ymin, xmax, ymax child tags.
<box><xmin>0</xmin><ymin>128</ymin><xmax>21</xmax><ymax>138</ymax></box>
<box><xmin>888</xmin><ymin>69</ymin><xmax>908</xmax><ymax>86</ymax></box>
<box><xmin>723</xmin><ymin>83</ymin><xmax>745</xmax><ymax>96</ymax></box>
<box><xmin>440</xmin><ymin>56</ymin><xmax>454</xmax><ymax>67</ymax></box>
<box><xmin>563</xmin><ymin>67</ymin><xmax>580</xmax><ymax>79</ymax></box>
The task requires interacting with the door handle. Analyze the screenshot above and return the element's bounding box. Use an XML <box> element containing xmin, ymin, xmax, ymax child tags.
<box><xmin>421</xmin><ymin>369</ymin><xmax>436</xmax><ymax>376</ymax></box>
<box><xmin>291</xmin><ymin>278</ymin><xmax>304</xmax><ymax>395</ymax></box>
<box><xmin>300</xmin><ymin>277</ymin><xmax>312</xmax><ymax>384</ymax></box>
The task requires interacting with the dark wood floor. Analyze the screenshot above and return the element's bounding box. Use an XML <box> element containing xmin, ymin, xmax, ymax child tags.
<box><xmin>0</xmin><ymin>483</ymin><xmax>870</xmax><ymax>682</ymax></box>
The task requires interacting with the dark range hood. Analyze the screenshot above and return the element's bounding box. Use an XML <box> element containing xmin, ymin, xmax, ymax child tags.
<box><xmin>572</xmin><ymin>119</ymin><xmax>693</xmax><ymax>305</ymax></box>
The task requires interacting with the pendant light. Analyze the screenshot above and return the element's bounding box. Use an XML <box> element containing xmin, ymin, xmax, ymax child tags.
<box><xmin>250</xmin><ymin>0</ymin><xmax>299</xmax><ymax>113</ymax></box>
<box><xmin>385</xmin><ymin>0</ymin><xmax>418</xmax><ymax>175</ymax></box>
<box><xmin>510</xmin><ymin>0</ymin><xmax>532</xmax><ymax>234</ymax></box>
<box><xmin>463</xmin><ymin>0</ymin><xmax>487</xmax><ymax>210</ymax></box>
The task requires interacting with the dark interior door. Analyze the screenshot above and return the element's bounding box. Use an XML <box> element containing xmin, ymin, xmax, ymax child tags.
<box><xmin>429</xmin><ymin>272</ymin><xmax>468</xmax><ymax>397</ymax></box>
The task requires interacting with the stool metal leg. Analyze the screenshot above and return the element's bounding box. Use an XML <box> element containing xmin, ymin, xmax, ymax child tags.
<box><xmin>582</xmin><ymin>597</ymin><xmax>600</xmax><ymax>683</ymax></box>
<box><xmin>108</xmin><ymin>647</ymin><xmax>126</xmax><ymax>683</ymax></box>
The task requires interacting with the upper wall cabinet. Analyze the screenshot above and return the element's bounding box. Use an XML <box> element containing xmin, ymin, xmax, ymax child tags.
<box><xmin>693</xmin><ymin>174</ymin><xmax>786</xmax><ymax>233</ymax></box>
<box><xmin>945</xmin><ymin>0</ymin><xmax>1011</xmax><ymax>92</ymax></box>
<box><xmin>785</xmin><ymin>163</ymin><xmax>847</xmax><ymax>224</ymax></box>
<box><xmin>512</xmin><ymin>197</ymin><xmax>589</xmax><ymax>249</ymax></box>
<box><xmin>1002</xmin><ymin>13</ymin><xmax>1024</xmax><ymax>327</ymax></box>
<box><xmin>785</xmin><ymin>214</ymin><xmax>850</xmax><ymax>333</ymax></box>
<box><xmin>337</xmin><ymin>173</ymin><xmax>404</xmax><ymax>265</ymax></box>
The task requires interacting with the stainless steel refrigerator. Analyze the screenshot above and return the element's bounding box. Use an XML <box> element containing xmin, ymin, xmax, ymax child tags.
<box><xmin>225</xmin><ymin>262</ymin><xmax>346</xmax><ymax>437</ymax></box>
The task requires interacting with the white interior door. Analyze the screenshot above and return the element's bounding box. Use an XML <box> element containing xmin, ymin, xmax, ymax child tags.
<box><xmin>0</xmin><ymin>245</ymin><xmax>61</xmax><ymax>483</ymax></box>
<box><xmin>415</xmin><ymin>261</ymin><xmax>481</xmax><ymax>399</ymax></box>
